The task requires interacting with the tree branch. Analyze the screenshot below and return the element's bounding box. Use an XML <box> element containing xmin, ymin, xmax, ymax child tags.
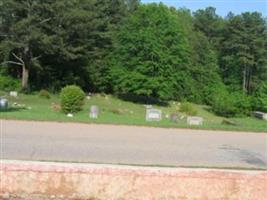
<box><xmin>39</xmin><ymin>18</ymin><xmax>51</xmax><ymax>25</ymax></box>
<box><xmin>12</xmin><ymin>53</ymin><xmax>24</xmax><ymax>65</ymax></box>
<box><xmin>32</xmin><ymin>55</ymin><xmax>42</xmax><ymax>61</ymax></box>
<box><xmin>1</xmin><ymin>61</ymin><xmax>23</xmax><ymax>66</ymax></box>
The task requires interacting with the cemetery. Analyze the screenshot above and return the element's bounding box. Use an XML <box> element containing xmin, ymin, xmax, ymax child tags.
<box><xmin>0</xmin><ymin>90</ymin><xmax>266</xmax><ymax>132</ymax></box>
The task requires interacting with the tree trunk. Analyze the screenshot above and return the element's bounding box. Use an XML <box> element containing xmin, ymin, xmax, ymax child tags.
<box><xmin>243</xmin><ymin>67</ymin><xmax>247</xmax><ymax>94</ymax></box>
<box><xmin>22</xmin><ymin>64</ymin><xmax>29</xmax><ymax>90</ymax></box>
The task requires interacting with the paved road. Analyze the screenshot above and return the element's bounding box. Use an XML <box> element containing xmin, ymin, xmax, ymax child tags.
<box><xmin>1</xmin><ymin>120</ymin><xmax>267</xmax><ymax>169</ymax></box>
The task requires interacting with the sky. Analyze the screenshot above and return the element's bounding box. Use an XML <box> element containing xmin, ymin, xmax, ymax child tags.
<box><xmin>141</xmin><ymin>0</ymin><xmax>267</xmax><ymax>17</ymax></box>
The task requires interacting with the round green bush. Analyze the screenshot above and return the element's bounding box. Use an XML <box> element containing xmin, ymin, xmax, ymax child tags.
<box><xmin>211</xmin><ymin>91</ymin><xmax>252</xmax><ymax>117</ymax></box>
<box><xmin>39</xmin><ymin>89</ymin><xmax>51</xmax><ymax>99</ymax></box>
<box><xmin>60</xmin><ymin>85</ymin><xmax>85</xmax><ymax>114</ymax></box>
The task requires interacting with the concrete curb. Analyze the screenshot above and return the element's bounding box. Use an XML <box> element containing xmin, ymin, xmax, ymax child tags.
<box><xmin>1</xmin><ymin>160</ymin><xmax>267</xmax><ymax>200</ymax></box>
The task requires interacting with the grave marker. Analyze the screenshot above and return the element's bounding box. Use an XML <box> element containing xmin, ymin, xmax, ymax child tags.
<box><xmin>146</xmin><ymin>108</ymin><xmax>162</xmax><ymax>121</ymax></box>
<box><xmin>90</xmin><ymin>105</ymin><xmax>99</xmax><ymax>119</ymax></box>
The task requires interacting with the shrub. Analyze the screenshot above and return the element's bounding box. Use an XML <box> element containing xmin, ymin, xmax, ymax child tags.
<box><xmin>60</xmin><ymin>85</ymin><xmax>85</xmax><ymax>114</ymax></box>
<box><xmin>179</xmin><ymin>102</ymin><xmax>197</xmax><ymax>116</ymax></box>
<box><xmin>39</xmin><ymin>89</ymin><xmax>51</xmax><ymax>99</ymax></box>
<box><xmin>253</xmin><ymin>83</ymin><xmax>267</xmax><ymax>112</ymax></box>
<box><xmin>0</xmin><ymin>75</ymin><xmax>20</xmax><ymax>91</ymax></box>
<box><xmin>211</xmin><ymin>91</ymin><xmax>251</xmax><ymax>117</ymax></box>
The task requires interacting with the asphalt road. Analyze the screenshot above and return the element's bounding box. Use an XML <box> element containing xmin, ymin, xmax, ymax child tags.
<box><xmin>1</xmin><ymin>120</ymin><xmax>267</xmax><ymax>169</ymax></box>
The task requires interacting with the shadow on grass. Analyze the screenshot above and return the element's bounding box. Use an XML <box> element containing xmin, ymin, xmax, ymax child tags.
<box><xmin>117</xmin><ymin>93</ymin><xmax>169</xmax><ymax>106</ymax></box>
<box><xmin>0</xmin><ymin>107</ymin><xmax>25</xmax><ymax>112</ymax></box>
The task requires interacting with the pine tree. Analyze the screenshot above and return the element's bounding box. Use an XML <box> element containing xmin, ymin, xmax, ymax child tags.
<box><xmin>220</xmin><ymin>12</ymin><xmax>267</xmax><ymax>94</ymax></box>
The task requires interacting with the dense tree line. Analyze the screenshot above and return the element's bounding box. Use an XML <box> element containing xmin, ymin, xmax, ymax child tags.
<box><xmin>0</xmin><ymin>1</ymin><xmax>266</xmax><ymax>115</ymax></box>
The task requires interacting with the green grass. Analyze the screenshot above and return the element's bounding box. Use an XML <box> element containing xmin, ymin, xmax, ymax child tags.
<box><xmin>0</xmin><ymin>91</ymin><xmax>266</xmax><ymax>132</ymax></box>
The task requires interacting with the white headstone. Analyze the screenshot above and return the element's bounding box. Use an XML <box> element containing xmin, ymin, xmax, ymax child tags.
<box><xmin>90</xmin><ymin>105</ymin><xmax>99</xmax><ymax>119</ymax></box>
<box><xmin>187</xmin><ymin>116</ymin><xmax>203</xmax><ymax>126</ymax></box>
<box><xmin>9</xmin><ymin>91</ymin><xmax>18</xmax><ymax>98</ymax></box>
<box><xmin>146</xmin><ymin>108</ymin><xmax>162</xmax><ymax>121</ymax></box>
<box><xmin>0</xmin><ymin>98</ymin><xmax>8</xmax><ymax>109</ymax></box>
<box><xmin>67</xmin><ymin>113</ymin><xmax>73</xmax><ymax>118</ymax></box>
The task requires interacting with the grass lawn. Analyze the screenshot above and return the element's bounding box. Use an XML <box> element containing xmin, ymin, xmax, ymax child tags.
<box><xmin>0</xmin><ymin>91</ymin><xmax>266</xmax><ymax>132</ymax></box>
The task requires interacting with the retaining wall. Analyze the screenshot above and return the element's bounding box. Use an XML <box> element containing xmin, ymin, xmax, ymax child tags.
<box><xmin>1</xmin><ymin>160</ymin><xmax>267</xmax><ymax>200</ymax></box>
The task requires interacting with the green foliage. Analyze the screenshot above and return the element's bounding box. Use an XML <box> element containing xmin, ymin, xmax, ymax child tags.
<box><xmin>39</xmin><ymin>89</ymin><xmax>51</xmax><ymax>99</ymax></box>
<box><xmin>253</xmin><ymin>83</ymin><xmax>267</xmax><ymax>112</ymax></box>
<box><xmin>0</xmin><ymin>75</ymin><xmax>20</xmax><ymax>91</ymax></box>
<box><xmin>179</xmin><ymin>102</ymin><xmax>197</xmax><ymax>116</ymax></box>
<box><xmin>212</xmin><ymin>91</ymin><xmax>252</xmax><ymax>117</ymax></box>
<box><xmin>111</xmin><ymin>3</ymin><xmax>191</xmax><ymax>100</ymax></box>
<box><xmin>0</xmin><ymin>1</ymin><xmax>266</xmax><ymax>111</ymax></box>
<box><xmin>220</xmin><ymin>12</ymin><xmax>267</xmax><ymax>94</ymax></box>
<box><xmin>193</xmin><ymin>7</ymin><xmax>224</xmax><ymax>49</ymax></box>
<box><xmin>60</xmin><ymin>85</ymin><xmax>85</xmax><ymax>114</ymax></box>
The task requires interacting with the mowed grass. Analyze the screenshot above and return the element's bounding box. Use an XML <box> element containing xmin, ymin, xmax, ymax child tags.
<box><xmin>0</xmin><ymin>91</ymin><xmax>266</xmax><ymax>132</ymax></box>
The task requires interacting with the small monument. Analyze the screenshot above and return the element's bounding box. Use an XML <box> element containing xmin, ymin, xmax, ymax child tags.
<box><xmin>146</xmin><ymin>108</ymin><xmax>162</xmax><ymax>121</ymax></box>
<box><xmin>67</xmin><ymin>113</ymin><xmax>73</xmax><ymax>118</ymax></box>
<box><xmin>90</xmin><ymin>105</ymin><xmax>99</xmax><ymax>119</ymax></box>
<box><xmin>170</xmin><ymin>113</ymin><xmax>178</xmax><ymax>123</ymax></box>
<box><xmin>9</xmin><ymin>91</ymin><xmax>18</xmax><ymax>98</ymax></box>
<box><xmin>253</xmin><ymin>111</ymin><xmax>267</xmax><ymax>121</ymax></box>
<box><xmin>0</xmin><ymin>98</ymin><xmax>8</xmax><ymax>110</ymax></box>
<box><xmin>187</xmin><ymin>116</ymin><xmax>203</xmax><ymax>126</ymax></box>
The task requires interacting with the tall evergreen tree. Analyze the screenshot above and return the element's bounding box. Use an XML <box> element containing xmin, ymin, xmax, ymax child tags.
<box><xmin>220</xmin><ymin>12</ymin><xmax>267</xmax><ymax>94</ymax></box>
<box><xmin>193</xmin><ymin>7</ymin><xmax>224</xmax><ymax>50</ymax></box>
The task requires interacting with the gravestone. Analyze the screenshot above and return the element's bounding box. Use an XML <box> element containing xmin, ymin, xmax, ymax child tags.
<box><xmin>253</xmin><ymin>111</ymin><xmax>267</xmax><ymax>121</ymax></box>
<box><xmin>0</xmin><ymin>98</ymin><xmax>8</xmax><ymax>110</ymax></box>
<box><xmin>146</xmin><ymin>108</ymin><xmax>162</xmax><ymax>121</ymax></box>
<box><xmin>90</xmin><ymin>105</ymin><xmax>99</xmax><ymax>119</ymax></box>
<box><xmin>67</xmin><ymin>113</ymin><xmax>73</xmax><ymax>118</ymax></box>
<box><xmin>9</xmin><ymin>91</ymin><xmax>18</xmax><ymax>98</ymax></box>
<box><xmin>170</xmin><ymin>113</ymin><xmax>178</xmax><ymax>123</ymax></box>
<box><xmin>187</xmin><ymin>116</ymin><xmax>203</xmax><ymax>126</ymax></box>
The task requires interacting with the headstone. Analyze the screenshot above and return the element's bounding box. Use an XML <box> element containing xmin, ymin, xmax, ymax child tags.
<box><xmin>187</xmin><ymin>116</ymin><xmax>203</xmax><ymax>126</ymax></box>
<box><xmin>0</xmin><ymin>98</ymin><xmax>8</xmax><ymax>110</ymax></box>
<box><xmin>146</xmin><ymin>108</ymin><xmax>162</xmax><ymax>121</ymax></box>
<box><xmin>170</xmin><ymin>113</ymin><xmax>178</xmax><ymax>123</ymax></box>
<box><xmin>67</xmin><ymin>113</ymin><xmax>73</xmax><ymax>117</ymax></box>
<box><xmin>9</xmin><ymin>91</ymin><xmax>18</xmax><ymax>98</ymax></box>
<box><xmin>253</xmin><ymin>111</ymin><xmax>267</xmax><ymax>121</ymax></box>
<box><xmin>90</xmin><ymin>105</ymin><xmax>99</xmax><ymax>119</ymax></box>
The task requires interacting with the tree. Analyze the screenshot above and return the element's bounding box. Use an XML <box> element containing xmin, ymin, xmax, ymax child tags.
<box><xmin>110</xmin><ymin>3</ymin><xmax>192</xmax><ymax>100</ymax></box>
<box><xmin>193</xmin><ymin>7</ymin><xmax>224</xmax><ymax>50</ymax></box>
<box><xmin>0</xmin><ymin>0</ymin><xmax>52</xmax><ymax>90</ymax></box>
<box><xmin>86</xmin><ymin>0</ymin><xmax>132</xmax><ymax>92</ymax></box>
<box><xmin>174</xmin><ymin>8</ymin><xmax>224</xmax><ymax>104</ymax></box>
<box><xmin>253</xmin><ymin>82</ymin><xmax>267</xmax><ymax>112</ymax></box>
<box><xmin>220</xmin><ymin>12</ymin><xmax>267</xmax><ymax>94</ymax></box>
